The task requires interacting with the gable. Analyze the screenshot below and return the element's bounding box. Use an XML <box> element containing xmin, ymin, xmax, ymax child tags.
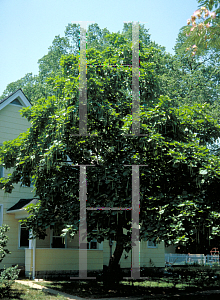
<box><xmin>0</xmin><ymin>89</ymin><xmax>31</xmax><ymax>111</ymax></box>
<box><xmin>0</xmin><ymin>89</ymin><xmax>32</xmax><ymax>143</ymax></box>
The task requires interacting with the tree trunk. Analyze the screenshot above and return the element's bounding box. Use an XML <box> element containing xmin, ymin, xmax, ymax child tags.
<box><xmin>108</xmin><ymin>241</ymin><xmax>124</xmax><ymax>271</ymax></box>
<box><xmin>108</xmin><ymin>214</ymin><xmax>124</xmax><ymax>270</ymax></box>
<box><xmin>104</xmin><ymin>214</ymin><xmax>124</xmax><ymax>287</ymax></box>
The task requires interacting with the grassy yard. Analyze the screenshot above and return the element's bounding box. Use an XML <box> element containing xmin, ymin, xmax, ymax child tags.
<box><xmin>2</xmin><ymin>279</ymin><xmax>220</xmax><ymax>300</ymax></box>
<box><xmin>35</xmin><ymin>278</ymin><xmax>220</xmax><ymax>299</ymax></box>
<box><xmin>2</xmin><ymin>282</ymin><xmax>66</xmax><ymax>300</ymax></box>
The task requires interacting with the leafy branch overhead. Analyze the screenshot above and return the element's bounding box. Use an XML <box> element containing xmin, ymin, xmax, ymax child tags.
<box><xmin>180</xmin><ymin>0</ymin><xmax>220</xmax><ymax>55</ymax></box>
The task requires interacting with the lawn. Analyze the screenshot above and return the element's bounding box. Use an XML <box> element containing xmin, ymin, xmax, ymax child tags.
<box><xmin>34</xmin><ymin>277</ymin><xmax>220</xmax><ymax>299</ymax></box>
<box><xmin>1</xmin><ymin>282</ymin><xmax>66</xmax><ymax>300</ymax></box>
<box><xmin>3</xmin><ymin>279</ymin><xmax>220</xmax><ymax>300</ymax></box>
<box><xmin>7</xmin><ymin>266</ymin><xmax>220</xmax><ymax>300</ymax></box>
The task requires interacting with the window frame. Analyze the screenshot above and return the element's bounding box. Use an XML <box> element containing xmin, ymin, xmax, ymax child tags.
<box><xmin>87</xmin><ymin>239</ymin><xmax>98</xmax><ymax>250</ymax></box>
<box><xmin>18</xmin><ymin>223</ymin><xmax>30</xmax><ymax>248</ymax></box>
<box><xmin>0</xmin><ymin>166</ymin><xmax>4</xmax><ymax>178</ymax></box>
<box><xmin>50</xmin><ymin>225</ymin><xmax>67</xmax><ymax>248</ymax></box>
<box><xmin>147</xmin><ymin>240</ymin><xmax>157</xmax><ymax>248</ymax></box>
<box><xmin>9</xmin><ymin>99</ymin><xmax>23</xmax><ymax>106</ymax></box>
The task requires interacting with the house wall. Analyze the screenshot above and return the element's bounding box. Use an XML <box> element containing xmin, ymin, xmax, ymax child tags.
<box><xmin>67</xmin><ymin>232</ymin><xmax>79</xmax><ymax>248</ymax></box>
<box><xmin>25</xmin><ymin>248</ymin><xmax>103</xmax><ymax>275</ymax></box>
<box><xmin>36</xmin><ymin>228</ymin><xmax>51</xmax><ymax>248</ymax></box>
<box><xmin>33</xmin><ymin>233</ymin><xmax>165</xmax><ymax>273</ymax></box>
<box><xmin>103</xmin><ymin>240</ymin><xmax>165</xmax><ymax>268</ymax></box>
<box><xmin>0</xmin><ymin>103</ymin><xmax>32</xmax><ymax>269</ymax></box>
<box><xmin>0</xmin><ymin>104</ymin><xmax>30</xmax><ymax>142</ymax></box>
<box><xmin>140</xmin><ymin>241</ymin><xmax>165</xmax><ymax>267</ymax></box>
<box><xmin>0</xmin><ymin>186</ymin><xmax>33</xmax><ymax>269</ymax></box>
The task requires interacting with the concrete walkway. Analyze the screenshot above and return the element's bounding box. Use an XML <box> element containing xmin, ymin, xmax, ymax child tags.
<box><xmin>15</xmin><ymin>280</ymin><xmax>85</xmax><ymax>300</ymax></box>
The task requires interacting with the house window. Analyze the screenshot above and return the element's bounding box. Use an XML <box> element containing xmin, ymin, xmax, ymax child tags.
<box><xmin>87</xmin><ymin>239</ymin><xmax>98</xmax><ymax>249</ymax></box>
<box><xmin>19</xmin><ymin>224</ymin><xmax>29</xmax><ymax>248</ymax></box>
<box><xmin>0</xmin><ymin>166</ymin><xmax>4</xmax><ymax>178</ymax></box>
<box><xmin>21</xmin><ymin>177</ymin><xmax>34</xmax><ymax>188</ymax></box>
<box><xmin>51</xmin><ymin>224</ymin><xmax>66</xmax><ymax>248</ymax></box>
<box><xmin>147</xmin><ymin>240</ymin><xmax>157</xmax><ymax>248</ymax></box>
<box><xmin>10</xmin><ymin>99</ymin><xmax>22</xmax><ymax>106</ymax></box>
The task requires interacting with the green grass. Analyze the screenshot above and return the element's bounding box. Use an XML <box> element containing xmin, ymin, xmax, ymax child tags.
<box><xmin>5</xmin><ymin>280</ymin><xmax>220</xmax><ymax>300</ymax></box>
<box><xmin>35</xmin><ymin>278</ymin><xmax>220</xmax><ymax>299</ymax></box>
<box><xmin>1</xmin><ymin>282</ymin><xmax>67</xmax><ymax>300</ymax></box>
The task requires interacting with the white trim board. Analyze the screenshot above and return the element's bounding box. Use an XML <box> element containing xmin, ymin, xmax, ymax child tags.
<box><xmin>0</xmin><ymin>90</ymin><xmax>31</xmax><ymax>111</ymax></box>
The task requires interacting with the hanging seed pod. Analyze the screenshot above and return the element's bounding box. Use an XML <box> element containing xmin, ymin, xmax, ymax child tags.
<box><xmin>209</xmin><ymin>228</ymin><xmax>210</xmax><ymax>246</ymax></box>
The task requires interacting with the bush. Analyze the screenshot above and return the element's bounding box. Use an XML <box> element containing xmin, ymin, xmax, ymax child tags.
<box><xmin>165</xmin><ymin>265</ymin><xmax>220</xmax><ymax>288</ymax></box>
<box><xmin>0</xmin><ymin>266</ymin><xmax>19</xmax><ymax>297</ymax></box>
<box><xmin>0</xmin><ymin>225</ymin><xmax>20</xmax><ymax>297</ymax></box>
<box><xmin>0</xmin><ymin>225</ymin><xmax>10</xmax><ymax>262</ymax></box>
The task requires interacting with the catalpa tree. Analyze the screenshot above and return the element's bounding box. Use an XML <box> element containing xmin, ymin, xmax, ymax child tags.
<box><xmin>1</xmin><ymin>30</ymin><xmax>220</xmax><ymax>272</ymax></box>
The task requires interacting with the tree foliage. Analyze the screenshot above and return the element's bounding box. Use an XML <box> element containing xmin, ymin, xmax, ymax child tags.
<box><xmin>0</xmin><ymin>23</ymin><xmax>150</xmax><ymax>104</ymax></box>
<box><xmin>1</xmin><ymin>29</ymin><xmax>220</xmax><ymax>269</ymax></box>
<box><xmin>1</xmin><ymin>21</ymin><xmax>220</xmax><ymax>271</ymax></box>
<box><xmin>179</xmin><ymin>0</ymin><xmax>220</xmax><ymax>56</ymax></box>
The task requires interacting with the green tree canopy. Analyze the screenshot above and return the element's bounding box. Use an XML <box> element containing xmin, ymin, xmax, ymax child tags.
<box><xmin>178</xmin><ymin>0</ymin><xmax>220</xmax><ymax>56</ymax></box>
<box><xmin>0</xmin><ymin>23</ymin><xmax>150</xmax><ymax>104</ymax></box>
<box><xmin>1</xmin><ymin>32</ymin><xmax>220</xmax><ymax>269</ymax></box>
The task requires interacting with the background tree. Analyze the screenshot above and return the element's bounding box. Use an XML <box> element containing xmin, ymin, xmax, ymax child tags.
<box><xmin>0</xmin><ymin>23</ymin><xmax>150</xmax><ymax>104</ymax></box>
<box><xmin>170</xmin><ymin>1</ymin><xmax>220</xmax><ymax>251</ymax></box>
<box><xmin>180</xmin><ymin>0</ymin><xmax>220</xmax><ymax>55</ymax></box>
<box><xmin>174</xmin><ymin>30</ymin><xmax>220</xmax><ymax>106</ymax></box>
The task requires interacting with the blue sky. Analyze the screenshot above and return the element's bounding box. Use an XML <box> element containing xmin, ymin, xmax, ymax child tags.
<box><xmin>0</xmin><ymin>0</ymin><xmax>198</xmax><ymax>96</ymax></box>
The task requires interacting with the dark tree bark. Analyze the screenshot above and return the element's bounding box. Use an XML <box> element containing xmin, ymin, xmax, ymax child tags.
<box><xmin>105</xmin><ymin>214</ymin><xmax>124</xmax><ymax>286</ymax></box>
<box><xmin>108</xmin><ymin>214</ymin><xmax>124</xmax><ymax>268</ymax></box>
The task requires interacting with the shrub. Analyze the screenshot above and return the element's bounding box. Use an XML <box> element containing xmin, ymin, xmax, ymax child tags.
<box><xmin>0</xmin><ymin>225</ymin><xmax>19</xmax><ymax>297</ymax></box>
<box><xmin>165</xmin><ymin>265</ymin><xmax>220</xmax><ymax>288</ymax></box>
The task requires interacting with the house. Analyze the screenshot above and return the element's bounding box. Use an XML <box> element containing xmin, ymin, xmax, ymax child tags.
<box><xmin>0</xmin><ymin>89</ymin><xmax>165</xmax><ymax>278</ymax></box>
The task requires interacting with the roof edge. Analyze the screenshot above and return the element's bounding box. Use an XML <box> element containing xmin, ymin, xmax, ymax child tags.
<box><xmin>0</xmin><ymin>89</ymin><xmax>32</xmax><ymax>111</ymax></box>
